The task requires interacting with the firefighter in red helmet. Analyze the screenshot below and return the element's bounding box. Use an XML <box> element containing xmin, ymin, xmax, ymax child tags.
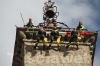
<box><xmin>47</xmin><ymin>26</ymin><xmax>61</xmax><ymax>50</ymax></box>
<box><xmin>76</xmin><ymin>21</ymin><xmax>84</xmax><ymax>30</ymax></box>
<box><xmin>34</xmin><ymin>28</ymin><xmax>47</xmax><ymax>50</ymax></box>
<box><xmin>25</xmin><ymin>18</ymin><xmax>34</xmax><ymax>27</ymax></box>
<box><xmin>66</xmin><ymin>28</ymin><xmax>79</xmax><ymax>50</ymax></box>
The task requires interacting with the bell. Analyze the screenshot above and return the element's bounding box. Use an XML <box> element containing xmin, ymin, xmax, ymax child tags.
<box><xmin>46</xmin><ymin>8</ymin><xmax>55</xmax><ymax>18</ymax></box>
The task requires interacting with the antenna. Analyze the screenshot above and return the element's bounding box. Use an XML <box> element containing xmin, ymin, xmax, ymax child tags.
<box><xmin>20</xmin><ymin>13</ymin><xmax>25</xmax><ymax>26</ymax></box>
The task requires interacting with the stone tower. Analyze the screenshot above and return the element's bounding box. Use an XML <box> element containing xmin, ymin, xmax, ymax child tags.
<box><xmin>12</xmin><ymin>27</ymin><xmax>98</xmax><ymax>66</ymax></box>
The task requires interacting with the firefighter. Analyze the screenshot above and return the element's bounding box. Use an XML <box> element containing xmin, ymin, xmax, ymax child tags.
<box><xmin>25</xmin><ymin>18</ymin><xmax>34</xmax><ymax>27</ymax></box>
<box><xmin>47</xmin><ymin>26</ymin><xmax>61</xmax><ymax>50</ymax></box>
<box><xmin>66</xmin><ymin>28</ymin><xmax>79</xmax><ymax>50</ymax></box>
<box><xmin>34</xmin><ymin>28</ymin><xmax>47</xmax><ymax>50</ymax></box>
<box><xmin>76</xmin><ymin>21</ymin><xmax>84</xmax><ymax>30</ymax></box>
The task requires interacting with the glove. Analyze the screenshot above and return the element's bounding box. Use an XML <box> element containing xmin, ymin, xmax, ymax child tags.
<box><xmin>51</xmin><ymin>36</ymin><xmax>54</xmax><ymax>40</ymax></box>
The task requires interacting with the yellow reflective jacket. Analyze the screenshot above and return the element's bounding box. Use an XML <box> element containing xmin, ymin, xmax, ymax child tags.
<box><xmin>26</xmin><ymin>22</ymin><xmax>34</xmax><ymax>27</ymax></box>
<box><xmin>76</xmin><ymin>25</ymin><xmax>84</xmax><ymax>30</ymax></box>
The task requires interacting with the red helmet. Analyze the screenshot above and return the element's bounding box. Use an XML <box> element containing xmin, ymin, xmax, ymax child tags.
<box><xmin>79</xmin><ymin>21</ymin><xmax>82</xmax><ymax>24</ymax></box>
<box><xmin>29</xmin><ymin>18</ymin><xmax>32</xmax><ymax>20</ymax></box>
<box><xmin>73</xmin><ymin>28</ymin><xmax>76</xmax><ymax>30</ymax></box>
<box><xmin>53</xmin><ymin>22</ymin><xmax>57</xmax><ymax>24</ymax></box>
<box><xmin>53</xmin><ymin>26</ymin><xmax>57</xmax><ymax>29</ymax></box>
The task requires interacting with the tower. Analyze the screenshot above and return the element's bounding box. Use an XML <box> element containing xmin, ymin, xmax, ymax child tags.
<box><xmin>12</xmin><ymin>0</ymin><xmax>99</xmax><ymax>66</ymax></box>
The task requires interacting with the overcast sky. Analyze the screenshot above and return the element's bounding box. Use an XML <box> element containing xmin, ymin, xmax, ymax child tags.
<box><xmin>0</xmin><ymin>0</ymin><xmax>100</xmax><ymax>66</ymax></box>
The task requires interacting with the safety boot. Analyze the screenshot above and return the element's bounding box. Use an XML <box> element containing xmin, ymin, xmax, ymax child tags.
<box><xmin>34</xmin><ymin>43</ymin><xmax>38</xmax><ymax>49</ymax></box>
<box><xmin>58</xmin><ymin>45</ymin><xmax>61</xmax><ymax>50</ymax></box>
<box><xmin>43</xmin><ymin>45</ymin><xmax>46</xmax><ymax>50</ymax></box>
<box><xmin>76</xmin><ymin>44</ymin><xmax>79</xmax><ymax>50</ymax></box>
<box><xmin>47</xmin><ymin>44</ymin><xmax>51</xmax><ymax>49</ymax></box>
<box><xmin>66</xmin><ymin>45</ymin><xmax>70</xmax><ymax>49</ymax></box>
<box><xmin>34</xmin><ymin>45</ymin><xmax>37</xmax><ymax>49</ymax></box>
<box><xmin>76</xmin><ymin>42</ymin><xmax>79</xmax><ymax>50</ymax></box>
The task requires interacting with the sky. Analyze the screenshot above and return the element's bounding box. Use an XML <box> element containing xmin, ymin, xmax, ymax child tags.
<box><xmin>0</xmin><ymin>0</ymin><xmax>100</xmax><ymax>66</ymax></box>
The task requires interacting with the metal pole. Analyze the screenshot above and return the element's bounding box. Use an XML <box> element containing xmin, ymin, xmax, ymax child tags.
<box><xmin>20</xmin><ymin>13</ymin><xmax>25</xmax><ymax>26</ymax></box>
